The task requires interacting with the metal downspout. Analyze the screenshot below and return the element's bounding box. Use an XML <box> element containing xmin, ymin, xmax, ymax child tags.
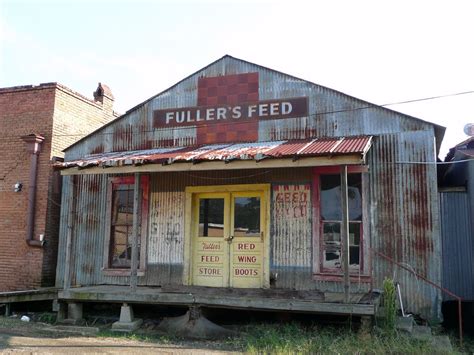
<box><xmin>21</xmin><ymin>134</ymin><xmax>45</xmax><ymax>247</ymax></box>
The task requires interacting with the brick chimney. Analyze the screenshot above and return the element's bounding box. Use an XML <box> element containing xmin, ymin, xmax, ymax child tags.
<box><xmin>93</xmin><ymin>82</ymin><xmax>114</xmax><ymax>116</ymax></box>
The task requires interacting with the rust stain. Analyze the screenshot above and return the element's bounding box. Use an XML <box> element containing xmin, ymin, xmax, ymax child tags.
<box><xmin>112</xmin><ymin>125</ymin><xmax>133</xmax><ymax>151</ymax></box>
<box><xmin>137</xmin><ymin>140</ymin><xmax>153</xmax><ymax>150</ymax></box>
<box><xmin>90</xmin><ymin>144</ymin><xmax>104</xmax><ymax>155</ymax></box>
<box><xmin>87</xmin><ymin>175</ymin><xmax>101</xmax><ymax>192</ymax></box>
<box><xmin>57</xmin><ymin>136</ymin><xmax>373</xmax><ymax>169</ymax></box>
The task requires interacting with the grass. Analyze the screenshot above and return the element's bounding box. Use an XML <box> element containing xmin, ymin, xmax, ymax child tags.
<box><xmin>0</xmin><ymin>315</ymin><xmax>468</xmax><ymax>354</ymax></box>
<box><xmin>66</xmin><ymin>321</ymin><xmax>468</xmax><ymax>354</ymax></box>
<box><xmin>104</xmin><ymin>321</ymin><xmax>462</xmax><ymax>354</ymax></box>
<box><xmin>36</xmin><ymin>312</ymin><xmax>57</xmax><ymax>324</ymax></box>
<box><xmin>232</xmin><ymin>323</ymin><xmax>455</xmax><ymax>354</ymax></box>
<box><xmin>97</xmin><ymin>329</ymin><xmax>175</xmax><ymax>344</ymax></box>
<box><xmin>462</xmin><ymin>334</ymin><xmax>474</xmax><ymax>354</ymax></box>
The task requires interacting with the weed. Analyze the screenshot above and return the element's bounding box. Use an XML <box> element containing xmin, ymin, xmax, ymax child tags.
<box><xmin>234</xmin><ymin>323</ymin><xmax>446</xmax><ymax>354</ymax></box>
<box><xmin>36</xmin><ymin>312</ymin><xmax>57</xmax><ymax>324</ymax></box>
<box><xmin>383</xmin><ymin>277</ymin><xmax>397</xmax><ymax>335</ymax></box>
<box><xmin>97</xmin><ymin>329</ymin><xmax>175</xmax><ymax>344</ymax></box>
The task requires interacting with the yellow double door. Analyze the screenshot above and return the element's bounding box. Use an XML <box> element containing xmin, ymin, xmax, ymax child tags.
<box><xmin>188</xmin><ymin>185</ymin><xmax>269</xmax><ymax>289</ymax></box>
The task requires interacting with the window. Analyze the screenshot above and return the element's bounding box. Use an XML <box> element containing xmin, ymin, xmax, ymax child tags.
<box><xmin>103</xmin><ymin>175</ymin><xmax>149</xmax><ymax>275</ymax></box>
<box><xmin>313</xmin><ymin>167</ymin><xmax>369</xmax><ymax>280</ymax></box>
<box><xmin>199</xmin><ymin>198</ymin><xmax>225</xmax><ymax>237</ymax></box>
<box><xmin>233</xmin><ymin>197</ymin><xmax>261</xmax><ymax>238</ymax></box>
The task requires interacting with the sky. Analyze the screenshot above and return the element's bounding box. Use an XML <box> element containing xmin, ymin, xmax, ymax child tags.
<box><xmin>1</xmin><ymin>0</ymin><xmax>473</xmax><ymax>159</ymax></box>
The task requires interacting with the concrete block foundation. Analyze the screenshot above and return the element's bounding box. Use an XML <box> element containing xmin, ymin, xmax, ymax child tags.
<box><xmin>111</xmin><ymin>304</ymin><xmax>142</xmax><ymax>332</ymax></box>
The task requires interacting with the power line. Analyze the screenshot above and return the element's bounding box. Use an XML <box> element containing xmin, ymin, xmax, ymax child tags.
<box><xmin>2</xmin><ymin>153</ymin><xmax>472</xmax><ymax>189</ymax></box>
<box><xmin>379</xmin><ymin>90</ymin><xmax>474</xmax><ymax>107</ymax></box>
<box><xmin>395</xmin><ymin>157</ymin><xmax>474</xmax><ymax>165</ymax></box>
<box><xmin>1</xmin><ymin>89</ymin><xmax>473</xmax><ymax>140</ymax></box>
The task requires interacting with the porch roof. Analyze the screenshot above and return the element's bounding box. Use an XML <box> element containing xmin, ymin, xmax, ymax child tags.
<box><xmin>56</xmin><ymin>136</ymin><xmax>372</xmax><ymax>175</ymax></box>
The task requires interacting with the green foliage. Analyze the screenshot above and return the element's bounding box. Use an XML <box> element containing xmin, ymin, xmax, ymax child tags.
<box><xmin>1</xmin><ymin>315</ymin><xmax>465</xmax><ymax>354</ymax></box>
<box><xmin>97</xmin><ymin>329</ymin><xmax>174</xmax><ymax>344</ymax></box>
<box><xmin>37</xmin><ymin>312</ymin><xmax>57</xmax><ymax>324</ymax></box>
<box><xmin>383</xmin><ymin>277</ymin><xmax>397</xmax><ymax>334</ymax></box>
<box><xmin>233</xmin><ymin>323</ymin><xmax>444</xmax><ymax>354</ymax></box>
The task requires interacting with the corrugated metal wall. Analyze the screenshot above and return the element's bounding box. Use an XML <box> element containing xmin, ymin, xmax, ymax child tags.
<box><xmin>145</xmin><ymin>186</ymin><xmax>185</xmax><ymax>286</ymax></box>
<box><xmin>271</xmin><ymin>183</ymin><xmax>313</xmax><ymax>290</ymax></box>
<box><xmin>55</xmin><ymin>175</ymin><xmax>71</xmax><ymax>287</ymax></box>
<box><xmin>57</xmin><ymin>140</ymin><xmax>441</xmax><ymax>318</ymax></box>
<box><xmin>66</xmin><ymin>56</ymin><xmax>435</xmax><ymax>161</ymax></box>
<box><xmin>56</xmin><ymin>174</ymin><xmax>132</xmax><ymax>287</ymax></box>
<box><xmin>57</xmin><ymin>56</ymin><xmax>443</xmax><ymax>319</ymax></box>
<box><xmin>368</xmin><ymin>130</ymin><xmax>441</xmax><ymax>318</ymax></box>
<box><xmin>440</xmin><ymin>192</ymin><xmax>474</xmax><ymax>300</ymax></box>
<box><xmin>57</xmin><ymin>168</ymin><xmax>321</xmax><ymax>288</ymax></box>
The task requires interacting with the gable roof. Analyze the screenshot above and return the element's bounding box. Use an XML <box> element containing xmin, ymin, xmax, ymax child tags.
<box><xmin>64</xmin><ymin>54</ymin><xmax>445</xmax><ymax>152</ymax></box>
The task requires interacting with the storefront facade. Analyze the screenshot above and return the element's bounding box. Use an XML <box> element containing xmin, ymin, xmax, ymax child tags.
<box><xmin>56</xmin><ymin>55</ymin><xmax>444</xmax><ymax>319</ymax></box>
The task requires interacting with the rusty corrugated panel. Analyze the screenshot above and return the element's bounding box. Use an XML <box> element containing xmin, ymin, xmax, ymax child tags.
<box><xmin>58</xmin><ymin>166</ymin><xmax>374</xmax><ymax>294</ymax></box>
<box><xmin>146</xmin><ymin>181</ymin><xmax>186</xmax><ymax>286</ymax></box>
<box><xmin>56</xmin><ymin>55</ymin><xmax>442</xmax><ymax>317</ymax></box>
<box><xmin>60</xmin><ymin>147</ymin><xmax>182</xmax><ymax>168</ymax></box>
<box><xmin>168</xmin><ymin>144</ymin><xmax>230</xmax><ymax>161</ymax></box>
<box><xmin>65</xmin><ymin>55</ymin><xmax>437</xmax><ymax>162</ymax></box>
<box><xmin>368</xmin><ymin>130</ymin><xmax>441</xmax><ymax>319</ymax></box>
<box><xmin>440</xmin><ymin>191</ymin><xmax>474</xmax><ymax>300</ymax></box>
<box><xmin>271</xmin><ymin>184</ymin><xmax>313</xmax><ymax>290</ymax></box>
<box><xmin>332</xmin><ymin>136</ymin><xmax>373</xmax><ymax>154</ymax></box>
<box><xmin>55</xmin><ymin>175</ymin><xmax>73</xmax><ymax>287</ymax></box>
<box><xmin>196</xmin><ymin>141</ymin><xmax>284</xmax><ymax>161</ymax></box>
<box><xmin>71</xmin><ymin>174</ymin><xmax>112</xmax><ymax>286</ymax></box>
<box><xmin>57</xmin><ymin>168</ymin><xmax>315</xmax><ymax>288</ymax></box>
<box><xmin>57</xmin><ymin>174</ymin><xmax>139</xmax><ymax>287</ymax></box>
<box><xmin>303</xmin><ymin>138</ymin><xmax>341</xmax><ymax>155</ymax></box>
<box><xmin>264</xmin><ymin>140</ymin><xmax>311</xmax><ymax>156</ymax></box>
<box><xmin>66</xmin><ymin>81</ymin><xmax>199</xmax><ymax>161</ymax></box>
<box><xmin>58</xmin><ymin>136</ymin><xmax>372</xmax><ymax>170</ymax></box>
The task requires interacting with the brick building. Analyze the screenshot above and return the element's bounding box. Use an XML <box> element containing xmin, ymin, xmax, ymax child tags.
<box><xmin>0</xmin><ymin>82</ymin><xmax>117</xmax><ymax>291</ymax></box>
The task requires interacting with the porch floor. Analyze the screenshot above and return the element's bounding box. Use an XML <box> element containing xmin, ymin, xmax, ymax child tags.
<box><xmin>0</xmin><ymin>287</ymin><xmax>58</xmax><ymax>303</ymax></box>
<box><xmin>58</xmin><ymin>285</ymin><xmax>377</xmax><ymax>316</ymax></box>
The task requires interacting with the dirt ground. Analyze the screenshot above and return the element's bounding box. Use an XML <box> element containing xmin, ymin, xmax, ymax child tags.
<box><xmin>0</xmin><ymin>317</ymin><xmax>239</xmax><ymax>354</ymax></box>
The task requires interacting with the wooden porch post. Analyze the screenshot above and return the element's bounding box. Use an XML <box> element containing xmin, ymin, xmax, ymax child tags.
<box><xmin>341</xmin><ymin>165</ymin><xmax>350</xmax><ymax>303</ymax></box>
<box><xmin>130</xmin><ymin>173</ymin><xmax>141</xmax><ymax>291</ymax></box>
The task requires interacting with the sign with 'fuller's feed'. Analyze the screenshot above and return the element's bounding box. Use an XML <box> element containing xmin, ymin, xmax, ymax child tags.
<box><xmin>153</xmin><ymin>97</ymin><xmax>308</xmax><ymax>128</ymax></box>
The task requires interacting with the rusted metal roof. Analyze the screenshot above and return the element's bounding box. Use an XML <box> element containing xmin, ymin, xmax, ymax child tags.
<box><xmin>56</xmin><ymin>136</ymin><xmax>372</xmax><ymax>170</ymax></box>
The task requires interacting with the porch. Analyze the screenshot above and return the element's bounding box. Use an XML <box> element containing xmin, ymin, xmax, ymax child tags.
<box><xmin>58</xmin><ymin>285</ymin><xmax>378</xmax><ymax>316</ymax></box>
<box><xmin>0</xmin><ymin>287</ymin><xmax>58</xmax><ymax>316</ymax></box>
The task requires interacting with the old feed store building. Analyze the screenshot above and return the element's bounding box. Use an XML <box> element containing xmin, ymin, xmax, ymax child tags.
<box><xmin>55</xmin><ymin>55</ymin><xmax>444</xmax><ymax>326</ymax></box>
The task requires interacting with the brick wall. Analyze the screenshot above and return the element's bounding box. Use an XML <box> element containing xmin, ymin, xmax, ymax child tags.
<box><xmin>0</xmin><ymin>83</ymin><xmax>116</xmax><ymax>291</ymax></box>
<box><xmin>51</xmin><ymin>84</ymin><xmax>117</xmax><ymax>159</ymax></box>
<box><xmin>0</xmin><ymin>85</ymin><xmax>55</xmax><ymax>291</ymax></box>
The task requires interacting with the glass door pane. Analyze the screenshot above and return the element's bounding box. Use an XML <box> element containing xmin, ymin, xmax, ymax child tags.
<box><xmin>199</xmin><ymin>198</ymin><xmax>225</xmax><ymax>237</ymax></box>
<box><xmin>233</xmin><ymin>197</ymin><xmax>261</xmax><ymax>237</ymax></box>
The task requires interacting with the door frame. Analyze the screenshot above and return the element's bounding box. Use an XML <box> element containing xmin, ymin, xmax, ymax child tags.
<box><xmin>183</xmin><ymin>184</ymin><xmax>271</xmax><ymax>288</ymax></box>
